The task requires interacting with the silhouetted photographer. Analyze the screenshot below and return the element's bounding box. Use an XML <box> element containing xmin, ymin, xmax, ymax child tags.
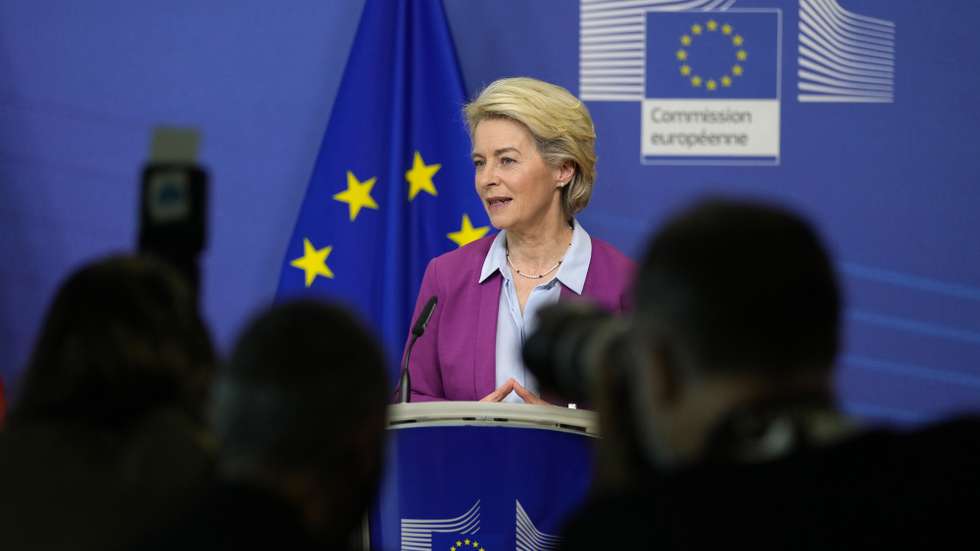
<box><xmin>0</xmin><ymin>255</ymin><xmax>216</xmax><ymax>551</ymax></box>
<box><xmin>140</xmin><ymin>299</ymin><xmax>388</xmax><ymax>551</ymax></box>
<box><xmin>528</xmin><ymin>198</ymin><xmax>979</xmax><ymax>549</ymax></box>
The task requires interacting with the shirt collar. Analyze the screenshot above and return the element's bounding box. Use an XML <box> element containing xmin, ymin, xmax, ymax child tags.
<box><xmin>479</xmin><ymin>230</ymin><xmax>509</xmax><ymax>283</ymax></box>
<box><xmin>556</xmin><ymin>218</ymin><xmax>591</xmax><ymax>295</ymax></box>
<box><xmin>478</xmin><ymin>219</ymin><xmax>592</xmax><ymax>295</ymax></box>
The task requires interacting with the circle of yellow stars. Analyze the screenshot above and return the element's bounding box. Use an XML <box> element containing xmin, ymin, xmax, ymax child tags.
<box><xmin>450</xmin><ymin>537</ymin><xmax>484</xmax><ymax>551</ymax></box>
<box><xmin>290</xmin><ymin>151</ymin><xmax>490</xmax><ymax>287</ymax></box>
<box><xmin>675</xmin><ymin>20</ymin><xmax>747</xmax><ymax>92</ymax></box>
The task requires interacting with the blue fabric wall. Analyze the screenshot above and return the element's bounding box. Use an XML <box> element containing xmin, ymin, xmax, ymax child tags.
<box><xmin>1</xmin><ymin>0</ymin><xmax>978</xmax><ymax>423</ymax></box>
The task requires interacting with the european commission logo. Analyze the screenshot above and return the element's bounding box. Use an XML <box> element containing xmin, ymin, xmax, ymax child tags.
<box><xmin>401</xmin><ymin>501</ymin><xmax>482</xmax><ymax>551</ymax></box>
<box><xmin>399</xmin><ymin>500</ymin><xmax>560</xmax><ymax>550</ymax></box>
<box><xmin>578</xmin><ymin>0</ymin><xmax>897</xmax><ymax>166</ymax></box>
<box><xmin>643</xmin><ymin>10</ymin><xmax>781</xmax><ymax>165</ymax></box>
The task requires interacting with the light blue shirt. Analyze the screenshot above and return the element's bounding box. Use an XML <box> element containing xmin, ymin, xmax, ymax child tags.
<box><xmin>478</xmin><ymin>219</ymin><xmax>592</xmax><ymax>403</ymax></box>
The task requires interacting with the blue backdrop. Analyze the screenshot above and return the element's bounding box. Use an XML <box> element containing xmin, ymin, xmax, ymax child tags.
<box><xmin>1</xmin><ymin>0</ymin><xmax>978</xmax><ymax>424</ymax></box>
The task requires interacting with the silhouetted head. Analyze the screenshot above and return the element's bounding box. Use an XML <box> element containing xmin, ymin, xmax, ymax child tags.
<box><xmin>634</xmin><ymin>198</ymin><xmax>840</xmax><ymax>379</ymax></box>
<box><xmin>212</xmin><ymin>299</ymin><xmax>388</xmax><ymax>544</ymax></box>
<box><xmin>14</xmin><ymin>254</ymin><xmax>214</xmax><ymax>427</ymax></box>
<box><xmin>629</xmin><ymin>198</ymin><xmax>842</xmax><ymax>466</ymax></box>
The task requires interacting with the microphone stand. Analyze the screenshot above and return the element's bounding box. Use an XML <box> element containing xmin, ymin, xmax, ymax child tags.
<box><xmin>396</xmin><ymin>296</ymin><xmax>437</xmax><ymax>403</ymax></box>
<box><xmin>399</xmin><ymin>335</ymin><xmax>419</xmax><ymax>403</ymax></box>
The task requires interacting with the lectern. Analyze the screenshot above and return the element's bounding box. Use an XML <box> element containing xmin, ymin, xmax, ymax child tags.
<box><xmin>368</xmin><ymin>402</ymin><xmax>598</xmax><ymax>550</ymax></box>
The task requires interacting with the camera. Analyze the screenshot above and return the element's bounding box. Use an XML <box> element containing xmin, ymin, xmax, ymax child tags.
<box><xmin>522</xmin><ymin>301</ymin><xmax>630</xmax><ymax>404</ymax></box>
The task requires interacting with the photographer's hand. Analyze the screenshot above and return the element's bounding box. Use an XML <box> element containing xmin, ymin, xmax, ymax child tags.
<box><xmin>479</xmin><ymin>379</ymin><xmax>517</xmax><ymax>402</ymax></box>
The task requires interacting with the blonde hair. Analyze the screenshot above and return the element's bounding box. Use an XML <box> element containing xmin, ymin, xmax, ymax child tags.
<box><xmin>464</xmin><ymin>77</ymin><xmax>597</xmax><ymax>217</ymax></box>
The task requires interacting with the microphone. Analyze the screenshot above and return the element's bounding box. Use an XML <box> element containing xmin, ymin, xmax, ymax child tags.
<box><xmin>398</xmin><ymin>296</ymin><xmax>438</xmax><ymax>403</ymax></box>
<box><xmin>412</xmin><ymin>296</ymin><xmax>438</xmax><ymax>337</ymax></box>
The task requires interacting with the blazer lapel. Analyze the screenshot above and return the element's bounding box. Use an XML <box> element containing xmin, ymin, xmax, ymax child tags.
<box><xmin>474</xmin><ymin>273</ymin><xmax>502</xmax><ymax>399</ymax></box>
<box><xmin>560</xmin><ymin>273</ymin><xmax>590</xmax><ymax>301</ymax></box>
<box><xmin>560</xmin><ymin>284</ymin><xmax>573</xmax><ymax>300</ymax></box>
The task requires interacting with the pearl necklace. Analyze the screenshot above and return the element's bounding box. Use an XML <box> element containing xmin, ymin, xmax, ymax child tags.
<box><xmin>506</xmin><ymin>242</ymin><xmax>572</xmax><ymax>280</ymax></box>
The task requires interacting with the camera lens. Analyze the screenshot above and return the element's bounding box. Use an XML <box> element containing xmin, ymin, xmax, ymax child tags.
<box><xmin>523</xmin><ymin>302</ymin><xmax>627</xmax><ymax>403</ymax></box>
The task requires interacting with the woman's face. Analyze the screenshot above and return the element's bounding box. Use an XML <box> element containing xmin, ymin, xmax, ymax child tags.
<box><xmin>472</xmin><ymin>118</ymin><xmax>566</xmax><ymax>233</ymax></box>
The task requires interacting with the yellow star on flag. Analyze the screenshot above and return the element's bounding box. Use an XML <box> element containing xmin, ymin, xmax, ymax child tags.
<box><xmin>464</xmin><ymin>539</ymin><xmax>471</xmax><ymax>545</ymax></box>
<box><xmin>676</xmin><ymin>49</ymin><xmax>688</xmax><ymax>61</ymax></box>
<box><xmin>722</xmin><ymin>23</ymin><xmax>733</xmax><ymax>35</ymax></box>
<box><xmin>447</xmin><ymin>214</ymin><xmax>489</xmax><ymax>247</ymax></box>
<box><xmin>680</xmin><ymin>64</ymin><xmax>692</xmax><ymax>76</ymax></box>
<box><xmin>333</xmin><ymin>171</ymin><xmax>378</xmax><ymax>221</ymax></box>
<box><xmin>405</xmin><ymin>151</ymin><xmax>440</xmax><ymax>201</ymax></box>
<box><xmin>737</xmin><ymin>50</ymin><xmax>748</xmax><ymax>61</ymax></box>
<box><xmin>707</xmin><ymin>20</ymin><xmax>718</xmax><ymax>31</ymax></box>
<box><xmin>691</xmin><ymin>75</ymin><xmax>703</xmax><ymax>87</ymax></box>
<box><xmin>290</xmin><ymin>238</ymin><xmax>334</xmax><ymax>287</ymax></box>
<box><xmin>721</xmin><ymin>75</ymin><xmax>732</xmax><ymax>87</ymax></box>
<box><xmin>732</xmin><ymin>64</ymin><xmax>744</xmax><ymax>76</ymax></box>
<box><xmin>680</xmin><ymin>34</ymin><xmax>692</xmax><ymax>46</ymax></box>
<box><xmin>706</xmin><ymin>79</ymin><xmax>717</xmax><ymax>91</ymax></box>
<box><xmin>733</xmin><ymin>34</ymin><xmax>744</xmax><ymax>46</ymax></box>
<box><xmin>691</xmin><ymin>23</ymin><xmax>703</xmax><ymax>35</ymax></box>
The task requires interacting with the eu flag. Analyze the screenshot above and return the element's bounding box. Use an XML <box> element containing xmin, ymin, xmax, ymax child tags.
<box><xmin>275</xmin><ymin>0</ymin><xmax>490</xmax><ymax>375</ymax></box>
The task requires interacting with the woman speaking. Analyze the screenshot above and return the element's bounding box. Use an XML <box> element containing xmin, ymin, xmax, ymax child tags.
<box><xmin>404</xmin><ymin>77</ymin><xmax>633</xmax><ymax>403</ymax></box>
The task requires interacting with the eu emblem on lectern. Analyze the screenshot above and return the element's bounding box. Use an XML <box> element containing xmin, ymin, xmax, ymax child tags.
<box><xmin>448</xmin><ymin>536</ymin><xmax>484</xmax><ymax>551</ymax></box>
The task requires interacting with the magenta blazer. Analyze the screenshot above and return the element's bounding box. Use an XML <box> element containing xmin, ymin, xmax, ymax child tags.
<box><xmin>404</xmin><ymin>233</ymin><xmax>634</xmax><ymax>401</ymax></box>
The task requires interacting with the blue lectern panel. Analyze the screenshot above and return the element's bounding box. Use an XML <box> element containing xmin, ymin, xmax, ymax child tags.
<box><xmin>369</xmin><ymin>425</ymin><xmax>594</xmax><ymax>551</ymax></box>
